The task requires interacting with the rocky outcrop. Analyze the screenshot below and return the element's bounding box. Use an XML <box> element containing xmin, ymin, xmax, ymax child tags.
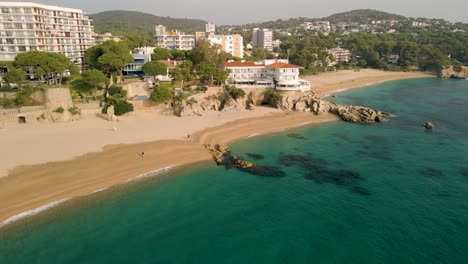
<box><xmin>424</xmin><ymin>121</ymin><xmax>434</xmax><ymax>129</ymax></box>
<box><xmin>231</xmin><ymin>156</ymin><xmax>255</xmax><ymax>169</ymax></box>
<box><xmin>440</xmin><ymin>66</ymin><xmax>468</xmax><ymax>79</ymax></box>
<box><xmin>205</xmin><ymin>144</ymin><xmax>229</xmax><ymax>165</ymax></box>
<box><xmin>174</xmin><ymin>101</ymin><xmax>204</xmax><ymax>117</ymax></box>
<box><xmin>327</xmin><ymin>104</ymin><xmax>390</xmax><ymax>123</ymax></box>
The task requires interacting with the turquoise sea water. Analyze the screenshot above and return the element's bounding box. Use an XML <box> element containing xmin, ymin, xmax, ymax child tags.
<box><xmin>0</xmin><ymin>78</ymin><xmax>467</xmax><ymax>263</ymax></box>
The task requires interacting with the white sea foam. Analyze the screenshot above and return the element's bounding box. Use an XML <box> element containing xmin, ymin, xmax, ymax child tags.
<box><xmin>0</xmin><ymin>198</ymin><xmax>71</xmax><ymax>228</ymax></box>
<box><xmin>84</xmin><ymin>187</ymin><xmax>109</xmax><ymax>196</ymax></box>
<box><xmin>125</xmin><ymin>165</ymin><xmax>178</xmax><ymax>183</ymax></box>
<box><xmin>246</xmin><ymin>133</ymin><xmax>261</xmax><ymax>138</ymax></box>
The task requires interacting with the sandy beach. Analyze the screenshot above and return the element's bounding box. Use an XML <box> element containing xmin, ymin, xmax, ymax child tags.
<box><xmin>303</xmin><ymin>69</ymin><xmax>433</xmax><ymax>97</ymax></box>
<box><xmin>0</xmin><ymin>69</ymin><xmax>432</xmax><ymax>225</ymax></box>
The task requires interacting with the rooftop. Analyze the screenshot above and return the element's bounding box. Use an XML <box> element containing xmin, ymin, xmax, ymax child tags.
<box><xmin>266</xmin><ymin>62</ymin><xmax>303</xmax><ymax>69</ymax></box>
<box><xmin>223</xmin><ymin>61</ymin><xmax>265</xmax><ymax>68</ymax></box>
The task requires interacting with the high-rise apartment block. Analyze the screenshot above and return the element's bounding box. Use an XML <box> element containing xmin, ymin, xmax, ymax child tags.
<box><xmin>252</xmin><ymin>28</ymin><xmax>273</xmax><ymax>52</ymax></box>
<box><xmin>0</xmin><ymin>2</ymin><xmax>95</xmax><ymax>68</ymax></box>
<box><xmin>205</xmin><ymin>22</ymin><xmax>215</xmax><ymax>35</ymax></box>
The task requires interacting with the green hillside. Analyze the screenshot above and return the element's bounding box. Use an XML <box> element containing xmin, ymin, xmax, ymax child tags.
<box><xmin>325</xmin><ymin>9</ymin><xmax>407</xmax><ymax>23</ymax></box>
<box><xmin>90</xmin><ymin>10</ymin><xmax>207</xmax><ymax>37</ymax></box>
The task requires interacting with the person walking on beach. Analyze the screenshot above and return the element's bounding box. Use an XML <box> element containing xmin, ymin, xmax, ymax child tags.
<box><xmin>141</xmin><ymin>151</ymin><xmax>145</xmax><ymax>157</ymax></box>
<box><xmin>187</xmin><ymin>134</ymin><xmax>190</xmax><ymax>139</ymax></box>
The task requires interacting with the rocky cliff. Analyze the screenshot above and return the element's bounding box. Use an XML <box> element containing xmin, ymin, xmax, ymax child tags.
<box><xmin>439</xmin><ymin>66</ymin><xmax>468</xmax><ymax>79</ymax></box>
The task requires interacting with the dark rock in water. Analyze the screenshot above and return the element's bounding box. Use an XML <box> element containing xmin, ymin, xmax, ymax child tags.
<box><xmin>240</xmin><ymin>165</ymin><xmax>286</xmax><ymax>178</ymax></box>
<box><xmin>356</xmin><ymin>150</ymin><xmax>392</xmax><ymax>161</ymax></box>
<box><xmin>365</xmin><ymin>135</ymin><xmax>387</xmax><ymax>143</ymax></box>
<box><xmin>424</xmin><ymin>122</ymin><xmax>434</xmax><ymax>129</ymax></box>
<box><xmin>460</xmin><ymin>167</ymin><xmax>468</xmax><ymax>177</ymax></box>
<box><xmin>351</xmin><ymin>186</ymin><xmax>371</xmax><ymax>196</ymax></box>
<box><xmin>331</xmin><ymin>133</ymin><xmax>354</xmax><ymax>142</ymax></box>
<box><xmin>286</xmin><ymin>133</ymin><xmax>308</xmax><ymax>140</ymax></box>
<box><xmin>305</xmin><ymin>169</ymin><xmax>362</xmax><ymax>186</ymax></box>
<box><xmin>419</xmin><ymin>168</ymin><xmax>445</xmax><ymax>177</ymax></box>
<box><xmin>246</xmin><ymin>153</ymin><xmax>265</xmax><ymax>160</ymax></box>
<box><xmin>278</xmin><ymin>154</ymin><xmax>328</xmax><ymax>169</ymax></box>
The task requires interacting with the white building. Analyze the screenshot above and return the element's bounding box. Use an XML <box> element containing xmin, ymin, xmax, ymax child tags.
<box><xmin>252</xmin><ymin>28</ymin><xmax>273</xmax><ymax>52</ymax></box>
<box><xmin>155</xmin><ymin>27</ymin><xmax>196</xmax><ymax>50</ymax></box>
<box><xmin>0</xmin><ymin>2</ymin><xmax>95</xmax><ymax>68</ymax></box>
<box><xmin>206</xmin><ymin>34</ymin><xmax>244</xmax><ymax>58</ymax></box>
<box><xmin>155</xmin><ymin>25</ymin><xmax>166</xmax><ymax>36</ymax></box>
<box><xmin>205</xmin><ymin>22</ymin><xmax>215</xmax><ymax>35</ymax></box>
<box><xmin>223</xmin><ymin>60</ymin><xmax>310</xmax><ymax>92</ymax></box>
<box><xmin>327</xmin><ymin>47</ymin><xmax>351</xmax><ymax>63</ymax></box>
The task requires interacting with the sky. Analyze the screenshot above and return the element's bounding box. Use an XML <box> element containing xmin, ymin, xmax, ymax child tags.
<box><xmin>20</xmin><ymin>0</ymin><xmax>468</xmax><ymax>24</ymax></box>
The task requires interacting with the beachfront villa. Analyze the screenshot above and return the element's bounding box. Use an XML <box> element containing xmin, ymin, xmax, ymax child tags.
<box><xmin>223</xmin><ymin>60</ymin><xmax>310</xmax><ymax>92</ymax></box>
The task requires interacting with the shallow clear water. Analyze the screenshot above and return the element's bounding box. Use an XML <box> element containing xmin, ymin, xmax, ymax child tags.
<box><xmin>0</xmin><ymin>78</ymin><xmax>467</xmax><ymax>263</ymax></box>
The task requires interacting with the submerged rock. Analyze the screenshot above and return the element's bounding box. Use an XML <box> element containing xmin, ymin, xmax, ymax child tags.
<box><xmin>246</xmin><ymin>153</ymin><xmax>265</xmax><ymax>160</ymax></box>
<box><xmin>419</xmin><ymin>167</ymin><xmax>445</xmax><ymax>177</ymax></box>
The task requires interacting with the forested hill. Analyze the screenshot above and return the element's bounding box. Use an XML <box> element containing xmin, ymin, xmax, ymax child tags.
<box><xmin>90</xmin><ymin>10</ymin><xmax>207</xmax><ymax>37</ymax></box>
<box><xmin>325</xmin><ymin>9</ymin><xmax>407</xmax><ymax>23</ymax></box>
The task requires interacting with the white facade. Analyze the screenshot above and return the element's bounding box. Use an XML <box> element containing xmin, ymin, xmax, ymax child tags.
<box><xmin>155</xmin><ymin>31</ymin><xmax>196</xmax><ymax>50</ymax></box>
<box><xmin>224</xmin><ymin>60</ymin><xmax>310</xmax><ymax>92</ymax></box>
<box><xmin>327</xmin><ymin>47</ymin><xmax>351</xmax><ymax>63</ymax></box>
<box><xmin>303</xmin><ymin>21</ymin><xmax>331</xmax><ymax>35</ymax></box>
<box><xmin>205</xmin><ymin>22</ymin><xmax>215</xmax><ymax>34</ymax></box>
<box><xmin>252</xmin><ymin>28</ymin><xmax>273</xmax><ymax>52</ymax></box>
<box><xmin>155</xmin><ymin>25</ymin><xmax>166</xmax><ymax>36</ymax></box>
<box><xmin>206</xmin><ymin>34</ymin><xmax>244</xmax><ymax>58</ymax></box>
<box><xmin>0</xmin><ymin>2</ymin><xmax>95</xmax><ymax>68</ymax></box>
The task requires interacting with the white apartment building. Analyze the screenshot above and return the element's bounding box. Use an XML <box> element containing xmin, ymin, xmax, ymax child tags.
<box><xmin>223</xmin><ymin>60</ymin><xmax>310</xmax><ymax>92</ymax></box>
<box><xmin>155</xmin><ymin>25</ymin><xmax>196</xmax><ymax>50</ymax></box>
<box><xmin>205</xmin><ymin>22</ymin><xmax>215</xmax><ymax>34</ymax></box>
<box><xmin>206</xmin><ymin>34</ymin><xmax>244</xmax><ymax>58</ymax></box>
<box><xmin>0</xmin><ymin>2</ymin><xmax>95</xmax><ymax>68</ymax></box>
<box><xmin>252</xmin><ymin>28</ymin><xmax>273</xmax><ymax>52</ymax></box>
<box><xmin>303</xmin><ymin>21</ymin><xmax>331</xmax><ymax>35</ymax></box>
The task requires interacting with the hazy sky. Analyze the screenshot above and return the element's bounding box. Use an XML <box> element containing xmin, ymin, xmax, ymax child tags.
<box><xmin>26</xmin><ymin>0</ymin><xmax>468</xmax><ymax>24</ymax></box>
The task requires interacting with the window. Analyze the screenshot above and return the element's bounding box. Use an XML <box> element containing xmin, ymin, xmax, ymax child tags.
<box><xmin>14</xmin><ymin>23</ymin><xmax>23</xmax><ymax>29</ymax></box>
<box><xmin>3</xmin><ymin>23</ymin><xmax>13</xmax><ymax>29</ymax></box>
<box><xmin>18</xmin><ymin>46</ymin><xmax>26</xmax><ymax>52</ymax></box>
<box><xmin>26</xmin><ymin>23</ymin><xmax>33</xmax><ymax>29</ymax></box>
<box><xmin>12</xmin><ymin>8</ymin><xmax>21</xmax><ymax>14</ymax></box>
<box><xmin>28</xmin><ymin>38</ymin><xmax>36</xmax><ymax>44</ymax></box>
<box><xmin>6</xmin><ymin>38</ymin><xmax>14</xmax><ymax>44</ymax></box>
<box><xmin>1</xmin><ymin>8</ymin><xmax>10</xmax><ymax>14</ymax></box>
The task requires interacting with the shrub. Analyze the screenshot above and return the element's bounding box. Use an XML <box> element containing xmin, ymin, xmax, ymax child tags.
<box><xmin>54</xmin><ymin>106</ymin><xmax>64</xmax><ymax>113</ymax></box>
<box><xmin>68</xmin><ymin>106</ymin><xmax>81</xmax><ymax>115</ymax></box>
<box><xmin>226</xmin><ymin>86</ymin><xmax>245</xmax><ymax>100</ymax></box>
<box><xmin>150</xmin><ymin>86</ymin><xmax>173</xmax><ymax>103</ymax></box>
<box><xmin>197</xmin><ymin>86</ymin><xmax>208</xmax><ymax>92</ymax></box>
<box><xmin>0</xmin><ymin>97</ymin><xmax>15</xmax><ymax>108</ymax></box>
<box><xmin>265</xmin><ymin>89</ymin><xmax>283</xmax><ymax>105</ymax></box>
<box><xmin>113</xmin><ymin>100</ymin><xmax>134</xmax><ymax>116</ymax></box>
<box><xmin>107</xmin><ymin>86</ymin><xmax>123</xmax><ymax>96</ymax></box>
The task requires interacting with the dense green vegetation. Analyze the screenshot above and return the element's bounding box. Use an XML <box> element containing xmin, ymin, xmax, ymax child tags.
<box><xmin>90</xmin><ymin>10</ymin><xmax>207</xmax><ymax>37</ymax></box>
<box><xmin>325</xmin><ymin>9</ymin><xmax>406</xmax><ymax>24</ymax></box>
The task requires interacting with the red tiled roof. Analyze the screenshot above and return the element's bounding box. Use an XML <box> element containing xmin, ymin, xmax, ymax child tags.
<box><xmin>223</xmin><ymin>61</ymin><xmax>265</xmax><ymax>68</ymax></box>
<box><xmin>266</xmin><ymin>62</ymin><xmax>303</xmax><ymax>69</ymax></box>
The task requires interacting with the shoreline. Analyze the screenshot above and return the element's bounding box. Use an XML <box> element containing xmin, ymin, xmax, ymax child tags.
<box><xmin>0</xmin><ymin>70</ymin><xmax>432</xmax><ymax>227</ymax></box>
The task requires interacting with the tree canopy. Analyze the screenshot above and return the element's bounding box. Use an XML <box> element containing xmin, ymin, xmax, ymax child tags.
<box><xmin>14</xmin><ymin>51</ymin><xmax>77</xmax><ymax>85</ymax></box>
<box><xmin>84</xmin><ymin>41</ymin><xmax>134</xmax><ymax>81</ymax></box>
<box><xmin>141</xmin><ymin>61</ymin><xmax>168</xmax><ymax>80</ymax></box>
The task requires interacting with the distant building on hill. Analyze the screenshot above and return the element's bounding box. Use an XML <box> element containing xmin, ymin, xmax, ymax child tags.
<box><xmin>223</xmin><ymin>60</ymin><xmax>310</xmax><ymax>91</ymax></box>
<box><xmin>0</xmin><ymin>2</ymin><xmax>95</xmax><ymax>69</ymax></box>
<box><xmin>327</xmin><ymin>47</ymin><xmax>351</xmax><ymax>64</ymax></box>
<box><xmin>154</xmin><ymin>25</ymin><xmax>196</xmax><ymax>50</ymax></box>
<box><xmin>252</xmin><ymin>28</ymin><xmax>273</xmax><ymax>52</ymax></box>
<box><xmin>302</xmin><ymin>21</ymin><xmax>331</xmax><ymax>35</ymax></box>
<box><xmin>93</xmin><ymin>32</ymin><xmax>122</xmax><ymax>44</ymax></box>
